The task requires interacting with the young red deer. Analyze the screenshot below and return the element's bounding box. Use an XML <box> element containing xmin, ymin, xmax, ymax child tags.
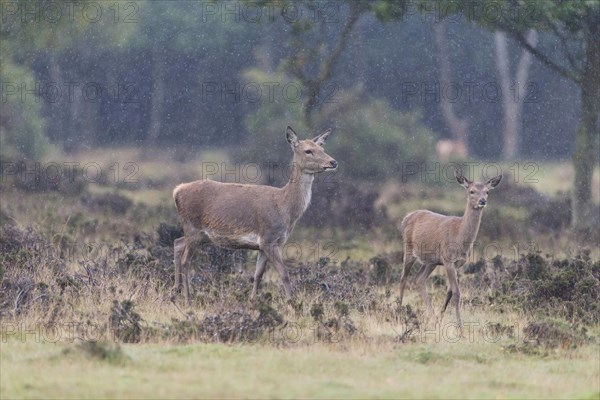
<box><xmin>173</xmin><ymin>126</ymin><xmax>337</xmax><ymax>303</ymax></box>
<box><xmin>399</xmin><ymin>168</ymin><xmax>502</xmax><ymax>328</ymax></box>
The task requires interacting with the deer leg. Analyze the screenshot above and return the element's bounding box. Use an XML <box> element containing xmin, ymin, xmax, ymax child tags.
<box><xmin>263</xmin><ymin>244</ymin><xmax>292</xmax><ymax>298</ymax></box>
<box><xmin>251</xmin><ymin>250</ymin><xmax>268</xmax><ymax>298</ymax></box>
<box><xmin>442</xmin><ymin>256</ymin><xmax>466</xmax><ymax>314</ymax></box>
<box><xmin>173</xmin><ymin>237</ymin><xmax>186</xmax><ymax>292</ymax></box>
<box><xmin>233</xmin><ymin>251</ymin><xmax>244</xmax><ymax>274</ymax></box>
<box><xmin>178</xmin><ymin>230</ymin><xmax>212</xmax><ymax>305</ymax></box>
<box><xmin>443</xmin><ymin>263</ymin><xmax>462</xmax><ymax>328</ymax></box>
<box><xmin>180</xmin><ymin>244</ymin><xmax>192</xmax><ymax>305</ymax></box>
<box><xmin>399</xmin><ymin>254</ymin><xmax>416</xmax><ymax>305</ymax></box>
<box><xmin>415</xmin><ymin>263</ymin><xmax>437</xmax><ymax>316</ymax></box>
<box><xmin>442</xmin><ymin>287</ymin><xmax>453</xmax><ymax>313</ymax></box>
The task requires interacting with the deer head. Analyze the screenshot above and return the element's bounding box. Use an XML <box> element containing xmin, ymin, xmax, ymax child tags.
<box><xmin>455</xmin><ymin>168</ymin><xmax>502</xmax><ymax>209</ymax></box>
<box><xmin>286</xmin><ymin>126</ymin><xmax>337</xmax><ymax>175</ymax></box>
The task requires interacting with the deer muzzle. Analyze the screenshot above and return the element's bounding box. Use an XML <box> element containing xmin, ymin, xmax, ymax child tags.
<box><xmin>325</xmin><ymin>160</ymin><xmax>338</xmax><ymax>170</ymax></box>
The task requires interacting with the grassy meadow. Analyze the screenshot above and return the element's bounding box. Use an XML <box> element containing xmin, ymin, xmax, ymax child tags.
<box><xmin>1</xmin><ymin>148</ymin><xmax>599</xmax><ymax>399</ymax></box>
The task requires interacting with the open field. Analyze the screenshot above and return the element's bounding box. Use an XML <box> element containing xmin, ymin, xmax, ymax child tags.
<box><xmin>2</xmin><ymin>337</ymin><xmax>599</xmax><ymax>399</ymax></box>
<box><xmin>5</xmin><ymin>1</ymin><xmax>600</xmax><ymax>397</ymax></box>
<box><xmin>1</xmin><ymin>149</ymin><xmax>599</xmax><ymax>399</ymax></box>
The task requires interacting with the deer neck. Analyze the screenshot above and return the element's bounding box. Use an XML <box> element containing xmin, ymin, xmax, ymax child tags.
<box><xmin>280</xmin><ymin>162</ymin><xmax>314</xmax><ymax>224</ymax></box>
<box><xmin>458</xmin><ymin>204</ymin><xmax>483</xmax><ymax>248</ymax></box>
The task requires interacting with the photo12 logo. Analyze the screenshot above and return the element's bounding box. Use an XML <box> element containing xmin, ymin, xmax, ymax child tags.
<box><xmin>198</xmin><ymin>1</ymin><xmax>340</xmax><ymax>24</ymax></box>
<box><xmin>394</xmin><ymin>321</ymin><xmax>533</xmax><ymax>344</ymax></box>
<box><xmin>1</xmin><ymin>1</ymin><xmax>139</xmax><ymax>24</ymax></box>
<box><xmin>399</xmin><ymin>0</ymin><xmax>541</xmax><ymax>24</ymax></box>
<box><xmin>197</xmin><ymin>161</ymin><xmax>338</xmax><ymax>185</ymax></box>
<box><xmin>400</xmin><ymin>162</ymin><xmax>539</xmax><ymax>184</ymax></box>
<box><xmin>1</xmin><ymin>161</ymin><xmax>140</xmax><ymax>185</ymax></box>
<box><xmin>1</xmin><ymin>81</ymin><xmax>139</xmax><ymax>104</ymax></box>
<box><xmin>1</xmin><ymin>322</ymin><xmax>103</xmax><ymax>343</ymax></box>
<box><xmin>400</xmin><ymin>81</ymin><xmax>539</xmax><ymax>104</ymax></box>
<box><xmin>403</xmin><ymin>240</ymin><xmax>539</xmax><ymax>265</ymax></box>
<box><xmin>201</xmin><ymin>81</ymin><xmax>339</xmax><ymax>105</ymax></box>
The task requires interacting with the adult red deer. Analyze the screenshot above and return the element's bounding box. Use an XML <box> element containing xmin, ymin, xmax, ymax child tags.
<box><xmin>435</xmin><ymin>139</ymin><xmax>468</xmax><ymax>162</ymax></box>
<box><xmin>399</xmin><ymin>168</ymin><xmax>502</xmax><ymax>328</ymax></box>
<box><xmin>173</xmin><ymin>126</ymin><xmax>337</xmax><ymax>303</ymax></box>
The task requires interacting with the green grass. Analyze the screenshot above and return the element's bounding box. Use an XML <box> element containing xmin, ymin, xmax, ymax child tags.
<box><xmin>525</xmin><ymin>161</ymin><xmax>600</xmax><ymax>202</ymax></box>
<box><xmin>2</xmin><ymin>339</ymin><xmax>598</xmax><ymax>399</ymax></box>
<box><xmin>2</xmin><ymin>149</ymin><xmax>599</xmax><ymax>399</ymax></box>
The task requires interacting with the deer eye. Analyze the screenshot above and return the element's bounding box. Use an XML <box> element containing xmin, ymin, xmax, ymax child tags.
<box><xmin>470</xmin><ymin>190</ymin><xmax>475</xmax><ymax>194</ymax></box>
<box><xmin>304</xmin><ymin>150</ymin><xmax>313</xmax><ymax>155</ymax></box>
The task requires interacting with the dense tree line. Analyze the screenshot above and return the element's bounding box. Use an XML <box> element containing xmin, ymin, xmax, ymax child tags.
<box><xmin>1</xmin><ymin>0</ymin><xmax>597</xmax><ymax>229</ymax></box>
<box><xmin>2</xmin><ymin>1</ymin><xmax>582</xmax><ymax>156</ymax></box>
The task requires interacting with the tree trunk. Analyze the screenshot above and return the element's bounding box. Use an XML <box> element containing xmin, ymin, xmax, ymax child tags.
<box><xmin>47</xmin><ymin>52</ymin><xmax>63</xmax><ymax>143</ymax></box>
<box><xmin>572</xmin><ymin>23</ymin><xmax>600</xmax><ymax>230</ymax></box>
<box><xmin>434</xmin><ymin>20</ymin><xmax>469</xmax><ymax>152</ymax></box>
<box><xmin>148</xmin><ymin>48</ymin><xmax>166</xmax><ymax>144</ymax></box>
<box><xmin>495</xmin><ymin>30</ymin><xmax>537</xmax><ymax>159</ymax></box>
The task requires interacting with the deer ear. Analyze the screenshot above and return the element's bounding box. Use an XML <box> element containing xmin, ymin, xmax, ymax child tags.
<box><xmin>454</xmin><ymin>168</ymin><xmax>472</xmax><ymax>189</ymax></box>
<box><xmin>312</xmin><ymin>128</ymin><xmax>332</xmax><ymax>147</ymax></box>
<box><xmin>286</xmin><ymin>126</ymin><xmax>299</xmax><ymax>148</ymax></box>
<box><xmin>486</xmin><ymin>174</ymin><xmax>502</xmax><ymax>189</ymax></box>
